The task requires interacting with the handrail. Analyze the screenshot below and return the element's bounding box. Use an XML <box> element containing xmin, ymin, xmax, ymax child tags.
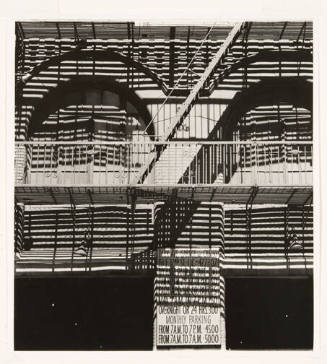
<box><xmin>15</xmin><ymin>141</ymin><xmax>313</xmax><ymax>189</ymax></box>
<box><xmin>132</xmin><ymin>23</ymin><xmax>245</xmax><ymax>184</ymax></box>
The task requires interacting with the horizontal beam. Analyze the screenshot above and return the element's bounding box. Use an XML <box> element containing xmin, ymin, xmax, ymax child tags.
<box><xmin>15</xmin><ymin>270</ymin><xmax>154</xmax><ymax>279</ymax></box>
<box><xmin>221</xmin><ymin>268</ymin><xmax>312</xmax><ymax>277</ymax></box>
<box><xmin>15</xmin><ymin>185</ymin><xmax>313</xmax><ymax>205</ymax></box>
<box><xmin>15</xmin><ymin>140</ymin><xmax>313</xmax><ymax>145</ymax></box>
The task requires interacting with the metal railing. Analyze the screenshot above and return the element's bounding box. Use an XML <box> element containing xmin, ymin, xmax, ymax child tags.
<box><xmin>15</xmin><ymin>141</ymin><xmax>313</xmax><ymax>187</ymax></box>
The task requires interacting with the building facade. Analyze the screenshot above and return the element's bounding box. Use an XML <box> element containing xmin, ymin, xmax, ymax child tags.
<box><xmin>14</xmin><ymin>21</ymin><xmax>313</xmax><ymax>350</ymax></box>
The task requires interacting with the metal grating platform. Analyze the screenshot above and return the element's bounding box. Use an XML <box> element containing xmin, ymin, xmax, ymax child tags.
<box><xmin>15</xmin><ymin>185</ymin><xmax>313</xmax><ymax>205</ymax></box>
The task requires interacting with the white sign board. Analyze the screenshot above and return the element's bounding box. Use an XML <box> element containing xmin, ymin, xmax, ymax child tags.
<box><xmin>157</xmin><ymin>304</ymin><xmax>221</xmax><ymax>346</ymax></box>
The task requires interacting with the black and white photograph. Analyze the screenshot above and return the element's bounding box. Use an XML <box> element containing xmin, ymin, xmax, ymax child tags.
<box><xmin>12</xmin><ymin>19</ymin><xmax>316</xmax><ymax>352</ymax></box>
<box><xmin>2</xmin><ymin>0</ymin><xmax>327</xmax><ymax>360</ymax></box>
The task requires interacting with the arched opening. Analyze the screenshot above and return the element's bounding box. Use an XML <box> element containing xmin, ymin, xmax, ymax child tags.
<box><xmin>27</xmin><ymin>76</ymin><xmax>154</xmax><ymax>138</ymax></box>
<box><xmin>182</xmin><ymin>77</ymin><xmax>312</xmax><ymax>185</ymax></box>
<box><xmin>221</xmin><ymin>78</ymin><xmax>312</xmax><ymax>185</ymax></box>
<box><xmin>24</xmin><ymin>77</ymin><xmax>154</xmax><ymax>186</ymax></box>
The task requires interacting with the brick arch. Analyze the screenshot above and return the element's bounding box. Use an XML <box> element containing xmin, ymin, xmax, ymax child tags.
<box><xmin>218</xmin><ymin>77</ymin><xmax>312</xmax><ymax>140</ymax></box>
<box><xmin>20</xmin><ymin>48</ymin><xmax>166</xmax><ymax>94</ymax></box>
<box><xmin>27</xmin><ymin>76</ymin><xmax>155</xmax><ymax>139</ymax></box>
<box><xmin>179</xmin><ymin>77</ymin><xmax>312</xmax><ymax>185</ymax></box>
<box><xmin>210</xmin><ymin>49</ymin><xmax>312</xmax><ymax>92</ymax></box>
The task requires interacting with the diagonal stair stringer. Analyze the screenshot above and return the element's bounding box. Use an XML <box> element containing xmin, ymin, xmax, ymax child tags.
<box><xmin>135</xmin><ymin>22</ymin><xmax>245</xmax><ymax>185</ymax></box>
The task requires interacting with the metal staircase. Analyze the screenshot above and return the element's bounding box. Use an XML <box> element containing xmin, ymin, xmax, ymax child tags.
<box><xmin>135</xmin><ymin>22</ymin><xmax>245</xmax><ymax>185</ymax></box>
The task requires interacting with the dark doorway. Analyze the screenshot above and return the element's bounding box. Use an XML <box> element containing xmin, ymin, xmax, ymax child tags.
<box><xmin>15</xmin><ymin>275</ymin><xmax>154</xmax><ymax>350</ymax></box>
<box><xmin>225</xmin><ymin>277</ymin><xmax>313</xmax><ymax>350</ymax></box>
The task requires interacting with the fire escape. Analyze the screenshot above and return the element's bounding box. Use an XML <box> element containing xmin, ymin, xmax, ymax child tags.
<box><xmin>14</xmin><ymin>22</ymin><xmax>313</xmax><ymax>275</ymax></box>
<box><xmin>135</xmin><ymin>23</ymin><xmax>245</xmax><ymax>185</ymax></box>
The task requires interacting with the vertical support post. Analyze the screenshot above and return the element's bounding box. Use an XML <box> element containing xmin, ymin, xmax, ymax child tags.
<box><xmin>127</xmin><ymin>22</ymin><xmax>131</xmax><ymax>87</ymax></box>
<box><xmin>87</xmin><ymin>189</ymin><xmax>94</xmax><ymax>272</ymax></box>
<box><xmin>126</xmin><ymin>191</ymin><xmax>130</xmax><ymax>269</ymax></box>
<box><xmin>130</xmin><ymin>188</ymin><xmax>136</xmax><ymax>257</ymax></box>
<box><xmin>14</xmin><ymin>202</ymin><xmax>25</xmax><ymax>254</ymax></box>
<box><xmin>253</xmin><ymin>141</ymin><xmax>257</xmax><ymax>185</ymax></box>
<box><xmin>126</xmin><ymin>188</ymin><xmax>137</xmax><ymax>269</ymax></box>
<box><xmin>52</xmin><ymin>211</ymin><xmax>58</xmax><ymax>272</ymax></box>
<box><xmin>186</xmin><ymin>26</ymin><xmax>191</xmax><ymax>88</ymax></box>
<box><xmin>169</xmin><ymin>27</ymin><xmax>176</xmax><ymax>88</ymax></box>
<box><xmin>216</xmin><ymin>202</ymin><xmax>226</xmax><ymax>348</ymax></box>
<box><xmin>69</xmin><ymin>189</ymin><xmax>76</xmax><ymax>271</ymax></box>
<box><xmin>245</xmin><ymin>186</ymin><xmax>258</xmax><ymax>270</ymax></box>
<box><xmin>153</xmin><ymin>250</ymin><xmax>158</xmax><ymax>351</ymax></box>
<box><xmin>284</xmin><ymin>206</ymin><xmax>289</xmax><ymax>269</ymax></box>
<box><xmin>219</xmin><ymin>275</ymin><xmax>226</xmax><ymax>350</ymax></box>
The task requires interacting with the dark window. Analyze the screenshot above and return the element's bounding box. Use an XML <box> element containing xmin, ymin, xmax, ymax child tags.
<box><xmin>225</xmin><ymin>277</ymin><xmax>313</xmax><ymax>350</ymax></box>
<box><xmin>15</xmin><ymin>276</ymin><xmax>154</xmax><ymax>350</ymax></box>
